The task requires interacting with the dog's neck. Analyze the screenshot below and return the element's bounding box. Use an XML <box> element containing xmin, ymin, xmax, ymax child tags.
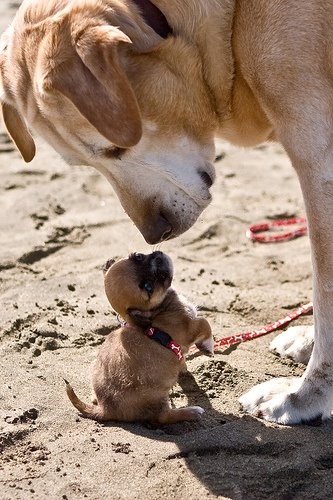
<box><xmin>131</xmin><ymin>0</ymin><xmax>172</xmax><ymax>39</ymax></box>
<box><xmin>125</xmin><ymin>288</ymin><xmax>182</xmax><ymax>328</ymax></box>
<box><xmin>152</xmin><ymin>0</ymin><xmax>236</xmax><ymax>119</ymax></box>
<box><xmin>145</xmin><ymin>326</ymin><xmax>184</xmax><ymax>361</ymax></box>
<box><xmin>147</xmin><ymin>288</ymin><xmax>187</xmax><ymax>320</ymax></box>
<box><xmin>125</xmin><ymin>288</ymin><xmax>193</xmax><ymax>340</ymax></box>
<box><xmin>140</xmin><ymin>289</ymin><xmax>195</xmax><ymax>350</ymax></box>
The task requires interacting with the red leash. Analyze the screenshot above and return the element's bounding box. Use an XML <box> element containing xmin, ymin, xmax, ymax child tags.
<box><xmin>246</xmin><ymin>216</ymin><xmax>307</xmax><ymax>243</ymax></box>
<box><xmin>213</xmin><ymin>302</ymin><xmax>313</xmax><ymax>349</ymax></box>
<box><xmin>201</xmin><ymin>217</ymin><xmax>312</xmax><ymax>350</ymax></box>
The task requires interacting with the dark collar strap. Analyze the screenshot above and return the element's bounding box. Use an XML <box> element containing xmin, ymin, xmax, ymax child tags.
<box><xmin>146</xmin><ymin>327</ymin><xmax>184</xmax><ymax>361</ymax></box>
<box><xmin>132</xmin><ymin>0</ymin><xmax>172</xmax><ymax>39</ymax></box>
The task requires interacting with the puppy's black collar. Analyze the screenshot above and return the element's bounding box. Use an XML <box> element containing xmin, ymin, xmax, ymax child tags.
<box><xmin>132</xmin><ymin>0</ymin><xmax>172</xmax><ymax>39</ymax></box>
<box><xmin>146</xmin><ymin>327</ymin><xmax>184</xmax><ymax>361</ymax></box>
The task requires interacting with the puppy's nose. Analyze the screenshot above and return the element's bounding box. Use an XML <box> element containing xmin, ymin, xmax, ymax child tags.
<box><xmin>151</xmin><ymin>251</ymin><xmax>166</xmax><ymax>266</ymax></box>
<box><xmin>144</xmin><ymin>214</ymin><xmax>172</xmax><ymax>244</ymax></box>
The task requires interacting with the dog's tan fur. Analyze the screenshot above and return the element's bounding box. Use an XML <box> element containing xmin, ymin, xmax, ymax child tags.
<box><xmin>66</xmin><ymin>253</ymin><xmax>213</xmax><ymax>423</ymax></box>
<box><xmin>2</xmin><ymin>0</ymin><xmax>333</xmax><ymax>424</ymax></box>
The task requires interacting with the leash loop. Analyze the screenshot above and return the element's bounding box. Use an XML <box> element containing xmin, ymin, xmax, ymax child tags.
<box><xmin>246</xmin><ymin>216</ymin><xmax>307</xmax><ymax>243</ymax></box>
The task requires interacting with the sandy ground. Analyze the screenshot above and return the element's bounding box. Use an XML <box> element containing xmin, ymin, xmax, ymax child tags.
<box><xmin>2</xmin><ymin>3</ymin><xmax>333</xmax><ymax>499</ymax></box>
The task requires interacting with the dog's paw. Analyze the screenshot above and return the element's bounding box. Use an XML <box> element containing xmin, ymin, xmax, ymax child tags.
<box><xmin>239</xmin><ymin>377</ymin><xmax>331</xmax><ymax>425</ymax></box>
<box><xmin>186</xmin><ymin>405</ymin><xmax>205</xmax><ymax>420</ymax></box>
<box><xmin>195</xmin><ymin>337</ymin><xmax>214</xmax><ymax>356</ymax></box>
<box><xmin>269</xmin><ymin>325</ymin><xmax>314</xmax><ymax>364</ymax></box>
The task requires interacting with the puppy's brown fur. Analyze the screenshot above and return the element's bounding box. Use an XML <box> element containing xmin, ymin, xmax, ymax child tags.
<box><xmin>66</xmin><ymin>252</ymin><xmax>213</xmax><ymax>423</ymax></box>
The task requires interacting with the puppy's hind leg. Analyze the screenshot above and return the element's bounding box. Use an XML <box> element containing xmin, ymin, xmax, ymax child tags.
<box><xmin>157</xmin><ymin>403</ymin><xmax>205</xmax><ymax>424</ymax></box>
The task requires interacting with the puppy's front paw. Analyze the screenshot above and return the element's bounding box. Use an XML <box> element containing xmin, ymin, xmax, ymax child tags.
<box><xmin>269</xmin><ymin>325</ymin><xmax>314</xmax><ymax>364</ymax></box>
<box><xmin>196</xmin><ymin>337</ymin><xmax>214</xmax><ymax>357</ymax></box>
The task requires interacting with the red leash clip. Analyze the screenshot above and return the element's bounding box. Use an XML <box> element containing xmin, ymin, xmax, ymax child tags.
<box><xmin>246</xmin><ymin>217</ymin><xmax>308</xmax><ymax>243</ymax></box>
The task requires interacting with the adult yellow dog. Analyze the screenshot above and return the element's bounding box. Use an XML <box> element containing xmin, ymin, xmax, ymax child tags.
<box><xmin>1</xmin><ymin>0</ymin><xmax>333</xmax><ymax>424</ymax></box>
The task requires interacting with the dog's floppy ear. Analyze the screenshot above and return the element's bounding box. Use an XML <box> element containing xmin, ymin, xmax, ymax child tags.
<box><xmin>40</xmin><ymin>24</ymin><xmax>142</xmax><ymax>148</ymax></box>
<box><xmin>1</xmin><ymin>103</ymin><xmax>36</xmax><ymax>163</ymax></box>
<box><xmin>0</xmin><ymin>55</ymin><xmax>36</xmax><ymax>163</ymax></box>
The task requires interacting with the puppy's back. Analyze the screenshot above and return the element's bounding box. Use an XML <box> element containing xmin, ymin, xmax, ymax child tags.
<box><xmin>95</xmin><ymin>325</ymin><xmax>180</xmax><ymax>389</ymax></box>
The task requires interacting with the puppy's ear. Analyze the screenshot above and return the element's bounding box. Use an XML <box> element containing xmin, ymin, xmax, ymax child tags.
<box><xmin>127</xmin><ymin>309</ymin><xmax>152</xmax><ymax>329</ymax></box>
<box><xmin>0</xmin><ymin>56</ymin><xmax>36</xmax><ymax>163</ymax></box>
<box><xmin>102</xmin><ymin>259</ymin><xmax>116</xmax><ymax>274</ymax></box>
<box><xmin>38</xmin><ymin>23</ymin><xmax>142</xmax><ymax>148</ymax></box>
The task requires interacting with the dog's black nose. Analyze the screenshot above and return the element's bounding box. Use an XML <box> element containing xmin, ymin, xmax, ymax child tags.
<box><xmin>199</xmin><ymin>170</ymin><xmax>214</xmax><ymax>188</ymax></box>
<box><xmin>144</xmin><ymin>214</ymin><xmax>172</xmax><ymax>244</ymax></box>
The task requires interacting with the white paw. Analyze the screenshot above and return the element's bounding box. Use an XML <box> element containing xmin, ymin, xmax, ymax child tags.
<box><xmin>269</xmin><ymin>325</ymin><xmax>314</xmax><ymax>364</ymax></box>
<box><xmin>239</xmin><ymin>377</ymin><xmax>331</xmax><ymax>425</ymax></box>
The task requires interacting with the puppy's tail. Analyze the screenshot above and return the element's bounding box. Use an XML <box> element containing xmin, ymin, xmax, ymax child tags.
<box><xmin>64</xmin><ymin>380</ymin><xmax>107</xmax><ymax>421</ymax></box>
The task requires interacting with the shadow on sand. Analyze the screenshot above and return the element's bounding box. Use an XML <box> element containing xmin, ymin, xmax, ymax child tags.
<box><xmin>97</xmin><ymin>365</ymin><xmax>333</xmax><ymax>499</ymax></box>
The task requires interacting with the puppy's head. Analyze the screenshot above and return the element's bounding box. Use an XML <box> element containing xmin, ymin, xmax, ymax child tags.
<box><xmin>104</xmin><ymin>251</ymin><xmax>173</xmax><ymax>324</ymax></box>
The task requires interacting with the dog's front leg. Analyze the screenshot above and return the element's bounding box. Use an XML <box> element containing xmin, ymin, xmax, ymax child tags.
<box><xmin>240</xmin><ymin>134</ymin><xmax>333</xmax><ymax>424</ymax></box>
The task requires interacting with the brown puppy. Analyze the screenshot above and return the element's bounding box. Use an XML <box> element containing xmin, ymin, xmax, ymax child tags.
<box><xmin>66</xmin><ymin>251</ymin><xmax>213</xmax><ymax>423</ymax></box>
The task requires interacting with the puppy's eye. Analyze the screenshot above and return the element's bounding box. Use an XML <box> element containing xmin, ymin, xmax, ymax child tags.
<box><xmin>141</xmin><ymin>282</ymin><xmax>154</xmax><ymax>294</ymax></box>
<box><xmin>104</xmin><ymin>147</ymin><xmax>127</xmax><ymax>159</ymax></box>
<box><xmin>131</xmin><ymin>252</ymin><xmax>144</xmax><ymax>262</ymax></box>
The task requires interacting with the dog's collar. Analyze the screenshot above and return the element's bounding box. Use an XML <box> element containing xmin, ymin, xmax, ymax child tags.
<box><xmin>146</xmin><ymin>327</ymin><xmax>184</xmax><ymax>361</ymax></box>
<box><xmin>132</xmin><ymin>0</ymin><xmax>172</xmax><ymax>39</ymax></box>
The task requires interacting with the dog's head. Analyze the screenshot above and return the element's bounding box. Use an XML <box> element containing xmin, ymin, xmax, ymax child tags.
<box><xmin>104</xmin><ymin>251</ymin><xmax>173</xmax><ymax>324</ymax></box>
<box><xmin>0</xmin><ymin>1</ymin><xmax>217</xmax><ymax>243</ymax></box>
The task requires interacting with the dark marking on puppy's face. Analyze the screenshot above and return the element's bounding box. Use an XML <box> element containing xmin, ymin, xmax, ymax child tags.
<box><xmin>104</xmin><ymin>251</ymin><xmax>173</xmax><ymax>321</ymax></box>
<box><xmin>129</xmin><ymin>251</ymin><xmax>173</xmax><ymax>297</ymax></box>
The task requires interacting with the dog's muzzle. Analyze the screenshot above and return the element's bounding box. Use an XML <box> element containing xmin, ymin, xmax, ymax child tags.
<box><xmin>142</xmin><ymin>213</ymin><xmax>173</xmax><ymax>244</ymax></box>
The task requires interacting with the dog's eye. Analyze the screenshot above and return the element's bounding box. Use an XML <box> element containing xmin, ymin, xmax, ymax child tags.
<box><xmin>104</xmin><ymin>147</ymin><xmax>127</xmax><ymax>160</ymax></box>
<box><xmin>141</xmin><ymin>282</ymin><xmax>154</xmax><ymax>294</ymax></box>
